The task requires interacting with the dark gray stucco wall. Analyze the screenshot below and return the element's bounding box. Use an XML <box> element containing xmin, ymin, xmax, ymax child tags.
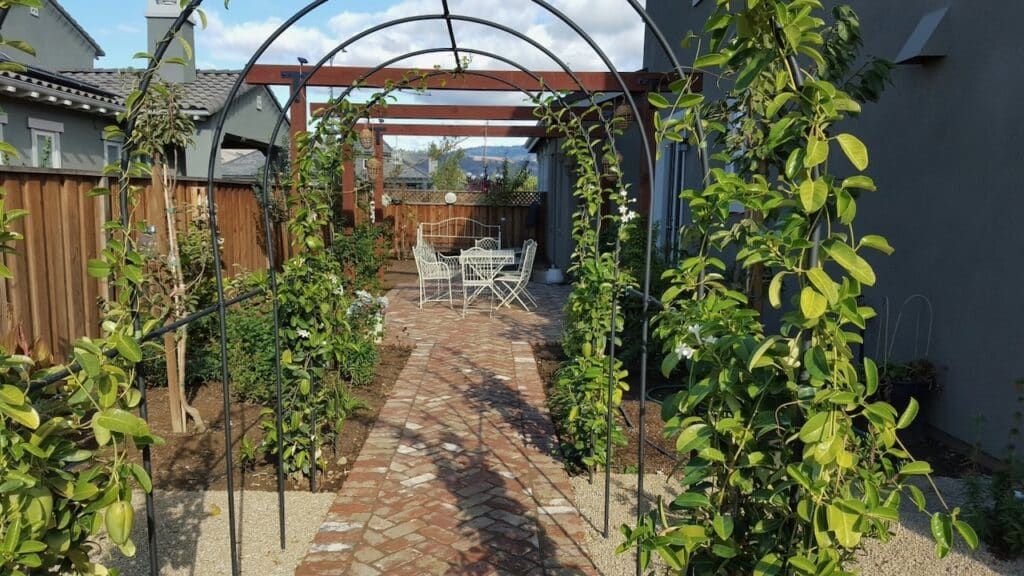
<box><xmin>0</xmin><ymin>97</ymin><xmax>108</xmax><ymax>170</ymax></box>
<box><xmin>1</xmin><ymin>0</ymin><xmax>100</xmax><ymax>71</ymax></box>
<box><xmin>642</xmin><ymin>0</ymin><xmax>1024</xmax><ymax>456</ymax></box>
<box><xmin>147</xmin><ymin>18</ymin><xmax>196</xmax><ymax>84</ymax></box>
<box><xmin>185</xmin><ymin>86</ymin><xmax>288</xmax><ymax>179</ymax></box>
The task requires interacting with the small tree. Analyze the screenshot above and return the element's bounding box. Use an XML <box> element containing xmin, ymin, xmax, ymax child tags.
<box><xmin>133</xmin><ymin>79</ymin><xmax>206</xmax><ymax>433</ymax></box>
<box><xmin>428</xmin><ymin>138</ymin><xmax>467</xmax><ymax>191</ymax></box>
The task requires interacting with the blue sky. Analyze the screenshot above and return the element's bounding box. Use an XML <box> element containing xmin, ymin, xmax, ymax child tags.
<box><xmin>57</xmin><ymin>0</ymin><xmax>648</xmax><ymax>149</ymax></box>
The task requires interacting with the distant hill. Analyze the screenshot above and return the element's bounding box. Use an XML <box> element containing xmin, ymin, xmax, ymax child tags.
<box><xmin>457</xmin><ymin>145</ymin><xmax>537</xmax><ymax>177</ymax></box>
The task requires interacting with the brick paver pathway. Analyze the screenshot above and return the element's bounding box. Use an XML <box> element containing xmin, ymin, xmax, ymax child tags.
<box><xmin>295</xmin><ymin>280</ymin><xmax>601</xmax><ymax>575</ymax></box>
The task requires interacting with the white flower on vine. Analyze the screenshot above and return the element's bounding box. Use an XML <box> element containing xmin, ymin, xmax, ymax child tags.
<box><xmin>687</xmin><ymin>324</ymin><xmax>702</xmax><ymax>339</ymax></box>
<box><xmin>704</xmin><ymin>335</ymin><xmax>719</xmax><ymax>345</ymax></box>
<box><xmin>309</xmin><ymin>212</ymin><xmax>318</xmax><ymax>222</ymax></box>
<box><xmin>297</xmin><ymin>328</ymin><xmax>311</xmax><ymax>338</ymax></box>
<box><xmin>675</xmin><ymin>341</ymin><xmax>695</xmax><ymax>360</ymax></box>
<box><xmin>618</xmin><ymin>204</ymin><xmax>638</xmax><ymax>223</ymax></box>
<box><xmin>333</xmin><ymin>286</ymin><xmax>345</xmax><ymax>296</ymax></box>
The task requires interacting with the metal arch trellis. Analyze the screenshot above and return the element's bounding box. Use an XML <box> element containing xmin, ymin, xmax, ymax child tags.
<box><xmin>251</xmin><ymin>10</ymin><xmax>646</xmax><ymax>544</ymax></box>
<box><xmin>78</xmin><ymin>1</ymin><xmax>723</xmax><ymax>575</ymax></box>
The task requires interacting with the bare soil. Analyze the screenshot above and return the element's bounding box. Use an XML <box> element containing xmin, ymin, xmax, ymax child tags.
<box><xmin>142</xmin><ymin>344</ymin><xmax>411</xmax><ymax>493</ymax></box>
<box><xmin>532</xmin><ymin>343</ymin><xmax>679</xmax><ymax>475</ymax></box>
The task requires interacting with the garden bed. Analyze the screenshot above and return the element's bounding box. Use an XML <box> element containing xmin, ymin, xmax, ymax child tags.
<box><xmin>141</xmin><ymin>344</ymin><xmax>411</xmax><ymax>492</ymax></box>
<box><xmin>533</xmin><ymin>343</ymin><xmax>678</xmax><ymax>475</ymax></box>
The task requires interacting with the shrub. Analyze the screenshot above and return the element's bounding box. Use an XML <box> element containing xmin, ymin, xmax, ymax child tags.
<box><xmin>331</xmin><ymin>222</ymin><xmax>391</xmax><ymax>292</ymax></box>
<box><xmin>225</xmin><ymin>300</ymin><xmax>279</xmax><ymax>405</ymax></box>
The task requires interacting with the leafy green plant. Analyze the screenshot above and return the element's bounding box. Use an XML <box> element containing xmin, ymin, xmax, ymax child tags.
<box><xmin>615</xmin><ymin>2</ymin><xmax>974</xmax><ymax>573</ymax></box>
<box><xmin>533</xmin><ymin>97</ymin><xmax>635</xmax><ymax>471</ymax></box>
<box><xmin>331</xmin><ymin>221</ymin><xmax>390</xmax><ymax>292</ymax></box>
<box><xmin>964</xmin><ymin>380</ymin><xmax>1024</xmax><ymax>558</ymax></box>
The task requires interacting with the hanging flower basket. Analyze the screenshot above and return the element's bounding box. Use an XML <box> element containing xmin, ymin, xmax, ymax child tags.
<box><xmin>613</xmin><ymin>103</ymin><xmax>634</xmax><ymax>127</ymax></box>
<box><xmin>366</xmin><ymin>157</ymin><xmax>382</xmax><ymax>181</ymax></box>
<box><xmin>603</xmin><ymin>152</ymin><xmax>623</xmax><ymax>181</ymax></box>
<box><xmin>358</xmin><ymin>127</ymin><xmax>374</xmax><ymax>149</ymax></box>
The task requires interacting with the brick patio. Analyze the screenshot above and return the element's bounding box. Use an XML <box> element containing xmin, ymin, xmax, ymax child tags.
<box><xmin>294</xmin><ymin>279</ymin><xmax>601</xmax><ymax>575</ymax></box>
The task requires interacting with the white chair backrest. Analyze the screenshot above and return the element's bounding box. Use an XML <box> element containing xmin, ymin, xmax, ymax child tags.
<box><xmin>475</xmin><ymin>237</ymin><xmax>500</xmax><ymax>250</ymax></box>
<box><xmin>521</xmin><ymin>240</ymin><xmax>537</xmax><ymax>279</ymax></box>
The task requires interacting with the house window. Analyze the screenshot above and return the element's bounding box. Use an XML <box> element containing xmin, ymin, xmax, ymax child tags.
<box><xmin>256</xmin><ymin>94</ymin><xmax>263</xmax><ymax>111</ymax></box>
<box><xmin>28</xmin><ymin>118</ymin><xmax>64</xmax><ymax>169</ymax></box>
<box><xmin>103</xmin><ymin>140</ymin><xmax>122</xmax><ymax>168</ymax></box>
<box><xmin>32</xmin><ymin>130</ymin><xmax>60</xmax><ymax>168</ymax></box>
<box><xmin>0</xmin><ymin>114</ymin><xmax>7</xmax><ymax>165</ymax></box>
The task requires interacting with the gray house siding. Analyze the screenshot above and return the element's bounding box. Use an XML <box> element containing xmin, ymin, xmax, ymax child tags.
<box><xmin>642</xmin><ymin>0</ymin><xmax>1024</xmax><ymax>457</ymax></box>
<box><xmin>186</xmin><ymin>86</ymin><xmax>287</xmax><ymax>179</ymax></box>
<box><xmin>0</xmin><ymin>97</ymin><xmax>108</xmax><ymax>170</ymax></box>
<box><xmin>0</xmin><ymin>0</ymin><xmax>100</xmax><ymax>71</ymax></box>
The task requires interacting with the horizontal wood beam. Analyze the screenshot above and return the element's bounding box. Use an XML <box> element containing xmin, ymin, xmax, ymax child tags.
<box><xmin>246</xmin><ymin>65</ymin><xmax>676</xmax><ymax>92</ymax></box>
<box><xmin>354</xmin><ymin>123</ymin><xmax>558</xmax><ymax>137</ymax></box>
<box><xmin>312</xmin><ymin>103</ymin><xmax>541</xmax><ymax>121</ymax></box>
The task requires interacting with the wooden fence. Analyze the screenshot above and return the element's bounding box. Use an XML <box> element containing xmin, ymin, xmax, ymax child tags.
<box><xmin>0</xmin><ymin>167</ymin><xmax>284</xmax><ymax>357</ymax></box>
<box><xmin>382</xmin><ymin>198</ymin><xmax>545</xmax><ymax>259</ymax></box>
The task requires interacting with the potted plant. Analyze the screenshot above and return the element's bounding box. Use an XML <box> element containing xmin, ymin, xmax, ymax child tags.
<box><xmin>880</xmin><ymin>358</ymin><xmax>938</xmax><ymax>415</ymax></box>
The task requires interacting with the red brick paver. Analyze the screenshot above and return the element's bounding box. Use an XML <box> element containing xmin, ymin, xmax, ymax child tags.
<box><xmin>295</xmin><ymin>281</ymin><xmax>599</xmax><ymax>575</ymax></box>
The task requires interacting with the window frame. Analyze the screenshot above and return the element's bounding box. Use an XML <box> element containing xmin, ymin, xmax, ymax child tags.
<box><xmin>31</xmin><ymin>128</ymin><xmax>61</xmax><ymax>169</ymax></box>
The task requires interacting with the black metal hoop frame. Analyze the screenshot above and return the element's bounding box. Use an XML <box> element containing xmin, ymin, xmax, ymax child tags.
<box><xmin>92</xmin><ymin>2</ymin><xmax>719</xmax><ymax>575</ymax></box>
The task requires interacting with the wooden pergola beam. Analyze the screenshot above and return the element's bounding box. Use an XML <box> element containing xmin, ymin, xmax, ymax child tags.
<box><xmin>353</xmin><ymin>123</ymin><xmax>559</xmax><ymax>138</ymax></box>
<box><xmin>246</xmin><ymin>65</ymin><xmax>675</xmax><ymax>92</ymax></box>
<box><xmin>313</xmin><ymin>103</ymin><xmax>540</xmax><ymax>121</ymax></box>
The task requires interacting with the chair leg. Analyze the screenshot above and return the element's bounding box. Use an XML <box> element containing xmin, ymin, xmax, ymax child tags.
<box><xmin>447</xmin><ymin>277</ymin><xmax>453</xmax><ymax>309</ymax></box>
<box><xmin>418</xmin><ymin>278</ymin><xmax>425</xmax><ymax>309</ymax></box>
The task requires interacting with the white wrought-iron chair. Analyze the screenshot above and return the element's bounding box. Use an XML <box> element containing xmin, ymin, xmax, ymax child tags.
<box><xmin>495</xmin><ymin>239</ymin><xmax>538</xmax><ymax>311</ymax></box>
<box><xmin>459</xmin><ymin>247</ymin><xmax>509</xmax><ymax>317</ymax></box>
<box><xmin>413</xmin><ymin>243</ymin><xmax>459</xmax><ymax>308</ymax></box>
<box><xmin>474</xmin><ymin>236</ymin><xmax>500</xmax><ymax>250</ymax></box>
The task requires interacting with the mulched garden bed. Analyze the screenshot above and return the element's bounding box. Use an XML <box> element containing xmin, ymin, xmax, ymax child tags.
<box><xmin>532</xmin><ymin>343</ymin><xmax>679</xmax><ymax>475</ymax></box>
<box><xmin>141</xmin><ymin>344</ymin><xmax>411</xmax><ymax>493</ymax></box>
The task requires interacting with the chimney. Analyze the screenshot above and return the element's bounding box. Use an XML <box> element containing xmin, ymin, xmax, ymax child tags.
<box><xmin>146</xmin><ymin>0</ymin><xmax>196</xmax><ymax>83</ymax></box>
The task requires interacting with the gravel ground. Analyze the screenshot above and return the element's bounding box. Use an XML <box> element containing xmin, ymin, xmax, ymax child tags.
<box><xmin>92</xmin><ymin>489</ymin><xmax>335</xmax><ymax>576</ymax></box>
<box><xmin>572</xmin><ymin>474</ymin><xmax>1024</xmax><ymax>576</ymax></box>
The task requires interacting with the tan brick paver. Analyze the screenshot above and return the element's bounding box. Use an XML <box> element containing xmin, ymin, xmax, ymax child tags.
<box><xmin>295</xmin><ymin>280</ymin><xmax>599</xmax><ymax>575</ymax></box>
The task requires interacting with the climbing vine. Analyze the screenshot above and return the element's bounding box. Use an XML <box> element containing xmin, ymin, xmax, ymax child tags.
<box><xmin>620</xmin><ymin>2</ymin><xmax>975</xmax><ymax>573</ymax></box>
<box><xmin>536</xmin><ymin>98</ymin><xmax>634</xmax><ymax>470</ymax></box>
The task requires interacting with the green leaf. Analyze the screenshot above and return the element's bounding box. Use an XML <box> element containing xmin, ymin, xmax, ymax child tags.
<box><xmin>836</xmin><ymin>133</ymin><xmax>869</xmax><ymax>170</ymax></box>
<box><xmin>769</xmin><ymin>272</ymin><xmax>786</xmax><ymax>309</ymax></box>
<box><xmin>805</xmin><ymin>137</ymin><xmax>829</xmax><ymax>168</ymax></box>
<box><xmin>907</xmin><ymin>484</ymin><xmax>927</xmax><ymax>512</ymax></box>
<box><xmin>87</xmin><ymin>259</ymin><xmax>112</xmax><ymax>278</ymax></box>
<box><xmin>131</xmin><ymin>463</ymin><xmax>153</xmax><ymax>493</ymax></box>
<box><xmin>95</xmin><ymin>408</ymin><xmax>149</xmax><ymax>437</ymax></box>
<box><xmin>804</xmin><ymin>347</ymin><xmax>830</xmax><ymax>381</ymax></box>
<box><xmin>827</xmin><ymin>503</ymin><xmax>862</xmax><ymax>548</ymax></box>
<box><xmin>0</xmin><ymin>384</ymin><xmax>25</xmax><ymax>405</ymax></box>
<box><xmin>799</xmin><ymin>411</ymin><xmax>830</xmax><ymax>443</ymax></box>
<box><xmin>859</xmin><ymin>234</ymin><xmax>894</xmax><ymax>255</ymax></box>
<box><xmin>648</xmin><ymin>93</ymin><xmax>670</xmax><ymax>109</ymax></box>
<box><xmin>754</xmin><ymin>553</ymin><xmax>783</xmax><ymax>576</ymax></box>
<box><xmin>824</xmin><ymin>242</ymin><xmax>876</xmax><ymax>286</ymax></box>
<box><xmin>676</xmin><ymin>423</ymin><xmax>711</xmax><ymax>453</ymax></box>
<box><xmin>694</xmin><ymin>53</ymin><xmax>729</xmax><ymax>68</ymax></box>
<box><xmin>788</xmin><ymin>556</ymin><xmax>816</xmax><ymax>575</ymax></box>
<box><xmin>673</xmin><ymin>492</ymin><xmax>710</xmax><ymax>509</ymax></box>
<box><xmin>896</xmin><ymin>397</ymin><xmax>919</xmax><ymax>429</ymax></box>
<box><xmin>864</xmin><ymin>358</ymin><xmax>879</xmax><ymax>396</ymax></box>
<box><xmin>798</xmin><ymin>178</ymin><xmax>827</xmax><ymax>213</ymax></box>
<box><xmin>800</xmin><ymin>286</ymin><xmax>827</xmax><ymax>319</ymax></box>
<box><xmin>931</xmin><ymin>512</ymin><xmax>953</xmax><ymax>558</ymax></box>
<box><xmin>842</xmin><ymin>175</ymin><xmax>876</xmax><ymax>191</ymax></box>
<box><xmin>748</xmin><ymin>336</ymin><xmax>779</xmax><ymax>371</ymax></box>
<box><xmin>806</xmin><ymin>268</ymin><xmax>838</xmax><ymax>304</ymax></box>
<box><xmin>112</xmin><ymin>333</ymin><xmax>143</xmax><ymax>363</ymax></box>
<box><xmin>900</xmin><ymin>461</ymin><xmax>933</xmax><ymax>476</ymax></box>
<box><xmin>767</xmin><ymin>92</ymin><xmax>794</xmax><ymax>118</ymax></box>
<box><xmin>954</xmin><ymin>520</ymin><xmax>979</xmax><ymax>550</ymax></box>
<box><xmin>785</xmin><ymin>147</ymin><xmax>805</xmax><ymax>180</ymax></box>
<box><xmin>0</xmin><ymin>400</ymin><xmax>40</xmax><ymax>429</ymax></box>
<box><xmin>713</xmin><ymin>514</ymin><xmax>734</xmax><ymax>540</ymax></box>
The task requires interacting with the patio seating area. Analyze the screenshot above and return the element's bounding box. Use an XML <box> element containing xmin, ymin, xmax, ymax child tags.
<box><xmin>295</xmin><ymin>274</ymin><xmax>598</xmax><ymax>575</ymax></box>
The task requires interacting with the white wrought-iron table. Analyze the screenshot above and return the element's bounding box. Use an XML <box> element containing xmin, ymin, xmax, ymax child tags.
<box><xmin>459</xmin><ymin>248</ymin><xmax>515</xmax><ymax>316</ymax></box>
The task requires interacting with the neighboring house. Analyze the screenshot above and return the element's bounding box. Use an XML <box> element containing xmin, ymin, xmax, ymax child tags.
<box><xmin>0</xmin><ymin>0</ymin><xmax>288</xmax><ymax>177</ymax></box>
<box><xmin>640</xmin><ymin>0</ymin><xmax>1024</xmax><ymax>458</ymax></box>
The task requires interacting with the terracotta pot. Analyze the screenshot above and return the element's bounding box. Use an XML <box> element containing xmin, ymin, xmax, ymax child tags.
<box><xmin>366</xmin><ymin>157</ymin><xmax>382</xmax><ymax>181</ymax></box>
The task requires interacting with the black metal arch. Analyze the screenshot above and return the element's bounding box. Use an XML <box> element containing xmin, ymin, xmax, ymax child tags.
<box><xmin>109</xmin><ymin>2</ymin><xmax>711</xmax><ymax>575</ymax></box>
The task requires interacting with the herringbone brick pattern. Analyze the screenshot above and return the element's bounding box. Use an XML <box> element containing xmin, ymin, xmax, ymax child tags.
<box><xmin>295</xmin><ymin>282</ymin><xmax>600</xmax><ymax>575</ymax></box>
